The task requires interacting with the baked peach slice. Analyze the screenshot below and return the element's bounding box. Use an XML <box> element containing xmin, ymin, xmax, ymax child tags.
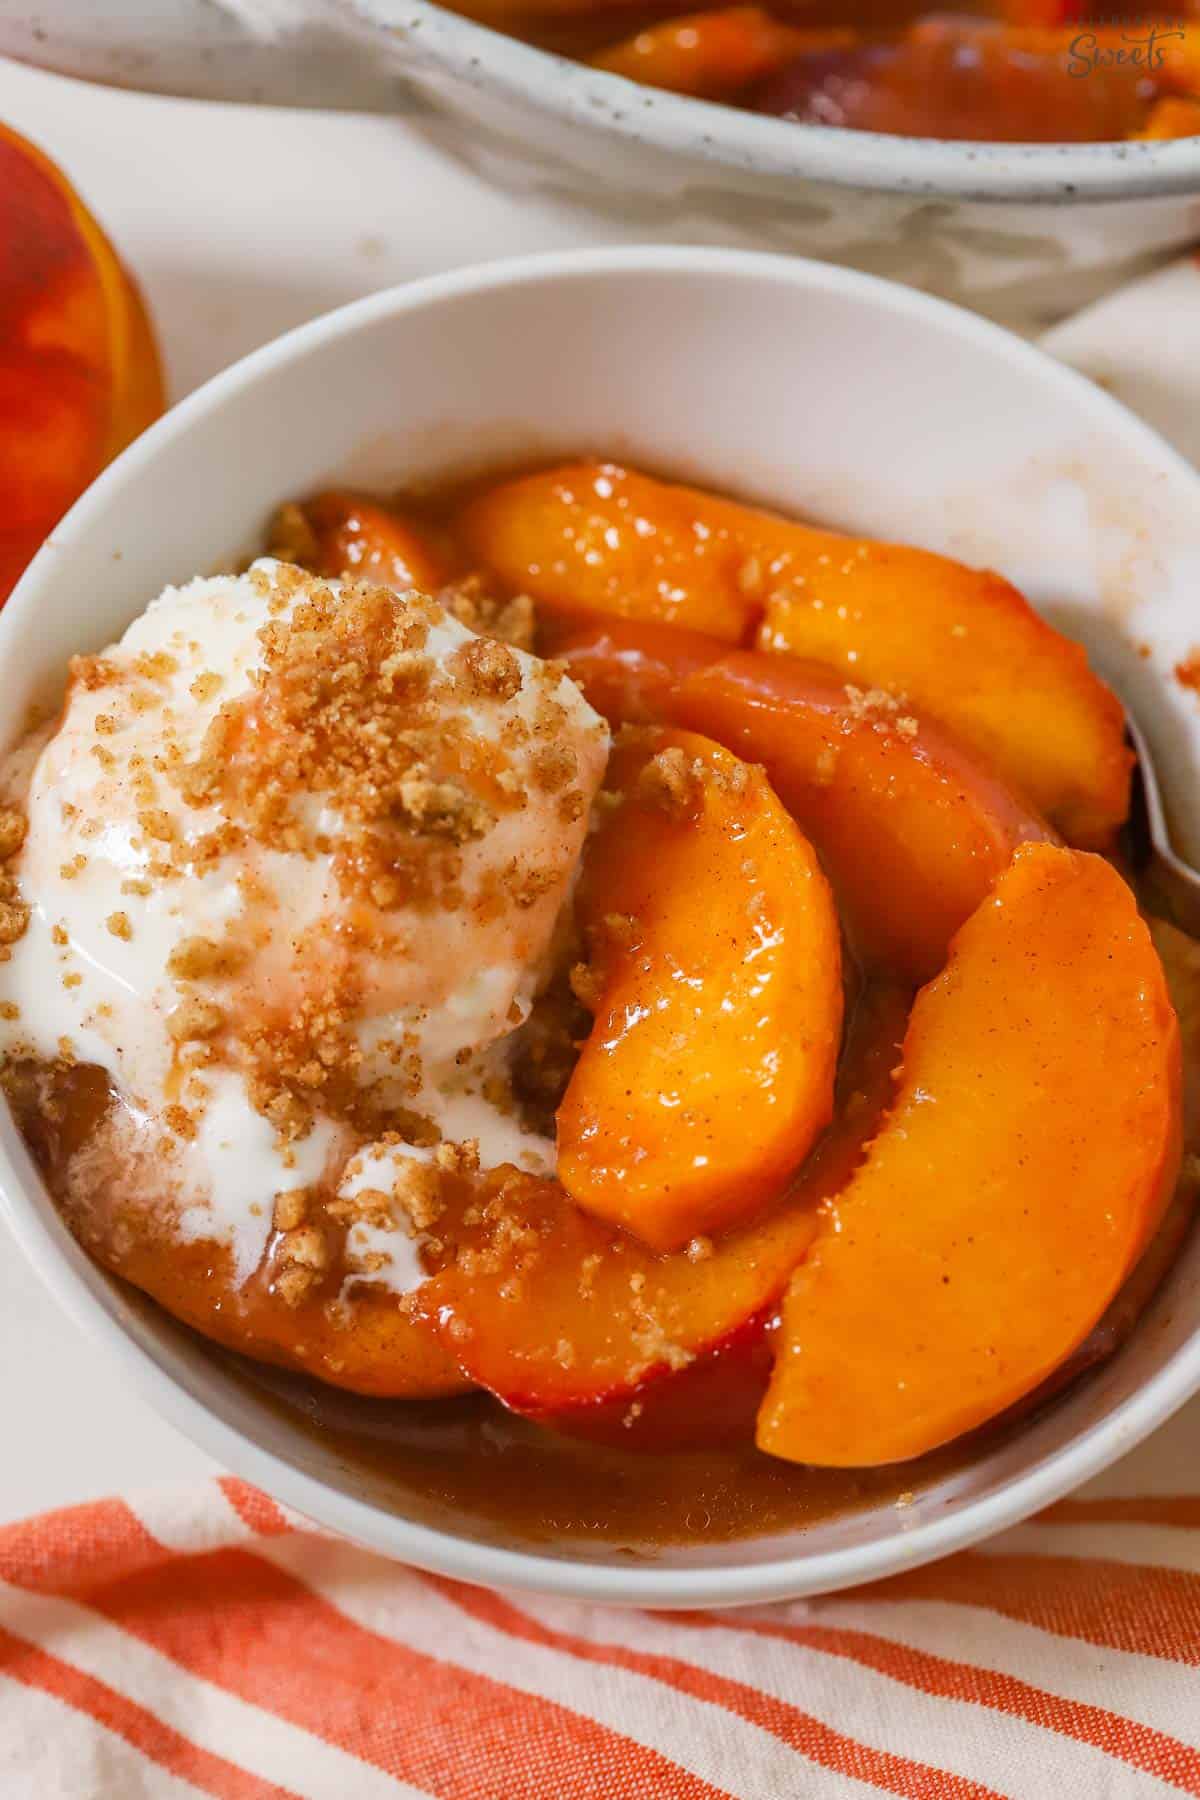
<box><xmin>545</xmin><ymin>617</ymin><xmax>1056</xmax><ymax>983</ymax></box>
<box><xmin>459</xmin><ymin>462</ymin><xmax>761</xmax><ymax>641</ymax></box>
<box><xmin>557</xmin><ymin>726</ymin><xmax>844</xmax><ymax>1249</ymax></box>
<box><xmin>467</xmin><ymin>460</ymin><xmax>1127</xmax><ymax>845</ymax></box>
<box><xmin>758</xmin><ymin>843</ymin><xmax>1182</xmax><ymax>1468</ymax></box>
<box><xmin>9</xmin><ymin>1060</ymin><xmax>469</xmax><ymax>1399</ymax></box>
<box><xmin>672</xmin><ymin>652</ymin><xmax>1057</xmax><ymax>982</ymax></box>
<box><xmin>0</xmin><ymin>122</ymin><xmax>164</xmax><ymax>600</ymax></box>
<box><xmin>757</xmin><ymin>534</ymin><xmax>1131</xmax><ymax>849</ymax></box>
<box><xmin>274</xmin><ymin>489</ymin><xmax>452</xmax><ymax>592</ymax></box>
<box><xmin>411</xmin><ymin>984</ymin><xmax>907</xmax><ymax>1420</ymax></box>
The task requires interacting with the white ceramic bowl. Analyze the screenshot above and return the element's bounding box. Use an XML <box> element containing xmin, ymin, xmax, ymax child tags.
<box><xmin>3</xmin><ymin>247</ymin><xmax>1200</xmax><ymax>1607</ymax></box>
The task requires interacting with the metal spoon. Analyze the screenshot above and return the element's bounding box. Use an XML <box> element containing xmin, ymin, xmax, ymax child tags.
<box><xmin>1125</xmin><ymin>707</ymin><xmax>1200</xmax><ymax>937</ymax></box>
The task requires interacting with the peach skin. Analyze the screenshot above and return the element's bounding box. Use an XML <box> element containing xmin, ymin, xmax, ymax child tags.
<box><xmin>411</xmin><ymin>984</ymin><xmax>908</xmax><ymax>1419</ymax></box>
<box><xmin>282</xmin><ymin>489</ymin><xmax>452</xmax><ymax>592</ymax></box>
<box><xmin>756</xmin><ymin>533</ymin><xmax>1131</xmax><ymax>847</ymax></box>
<box><xmin>672</xmin><ymin>652</ymin><xmax>1058</xmax><ymax>982</ymax></box>
<box><xmin>546</xmin><ymin>618</ymin><xmax>1057</xmax><ymax>984</ymax></box>
<box><xmin>557</xmin><ymin>726</ymin><xmax>843</xmax><ymax>1251</ymax></box>
<box><xmin>0</xmin><ymin>122</ymin><xmax>163</xmax><ymax>601</ymax></box>
<box><xmin>758</xmin><ymin>843</ymin><xmax>1182</xmax><ymax>1468</ymax></box>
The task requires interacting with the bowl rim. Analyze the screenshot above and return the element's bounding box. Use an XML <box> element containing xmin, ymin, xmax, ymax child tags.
<box><xmin>351</xmin><ymin>0</ymin><xmax>1200</xmax><ymax>202</ymax></box>
<box><xmin>4</xmin><ymin>244</ymin><xmax>1200</xmax><ymax>1606</ymax></box>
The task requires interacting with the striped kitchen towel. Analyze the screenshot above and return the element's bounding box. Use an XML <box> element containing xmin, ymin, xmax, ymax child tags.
<box><xmin>1</xmin><ymin>1440</ymin><xmax>1198</xmax><ymax>1799</ymax></box>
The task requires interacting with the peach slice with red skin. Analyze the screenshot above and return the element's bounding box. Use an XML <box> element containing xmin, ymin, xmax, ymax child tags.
<box><xmin>545</xmin><ymin>618</ymin><xmax>1056</xmax><ymax>984</ymax></box>
<box><xmin>755</xmin><ymin>536</ymin><xmax>1130</xmax><ymax>849</ymax></box>
<box><xmin>411</xmin><ymin>983</ymin><xmax>908</xmax><ymax>1421</ymax></box>
<box><xmin>672</xmin><ymin>652</ymin><xmax>1058</xmax><ymax>983</ymax></box>
<box><xmin>0</xmin><ymin>123</ymin><xmax>164</xmax><ymax>601</ymax></box>
<box><xmin>288</xmin><ymin>489</ymin><xmax>452</xmax><ymax>593</ymax></box>
<box><xmin>758</xmin><ymin>843</ymin><xmax>1182</xmax><ymax>1468</ymax></box>
<box><xmin>468</xmin><ymin>461</ymin><xmax>1130</xmax><ymax>846</ymax></box>
<box><xmin>557</xmin><ymin>725</ymin><xmax>844</xmax><ymax>1250</ymax></box>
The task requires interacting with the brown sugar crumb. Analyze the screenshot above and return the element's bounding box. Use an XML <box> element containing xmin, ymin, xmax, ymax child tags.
<box><xmin>558</xmin><ymin>789</ymin><xmax>585</xmax><ymax>825</ymax></box>
<box><xmin>70</xmin><ymin>653</ymin><xmax>122</xmax><ymax>693</ymax></box>
<box><xmin>0</xmin><ymin>900</ymin><xmax>30</xmax><ymax>945</ymax></box>
<box><xmin>0</xmin><ymin>808</ymin><xmax>26</xmax><ymax>860</ymax></box>
<box><xmin>167</xmin><ymin>997</ymin><xmax>224</xmax><ymax>1042</ymax></box>
<box><xmin>163</xmin><ymin>1103</ymin><xmax>197</xmax><ymax>1140</ymax></box>
<box><xmin>438</xmin><ymin>578</ymin><xmax>536</xmax><ymax>652</ymax></box>
<box><xmin>59</xmin><ymin>855</ymin><xmax>87</xmax><ymax>881</ymax></box>
<box><xmin>190</xmin><ymin>671</ymin><xmax>222</xmax><ymax>704</ymax></box>
<box><xmin>121</xmin><ymin>878</ymin><xmax>153</xmax><ymax>897</ymax></box>
<box><xmin>1176</xmin><ymin>652</ymin><xmax>1200</xmax><ymax>696</ymax></box>
<box><xmin>275</xmin><ymin>1264</ymin><xmax>318</xmax><ymax>1308</ymax></box>
<box><xmin>132</xmin><ymin>650</ymin><xmax>179</xmax><ymax>683</ymax></box>
<box><xmin>0</xmin><ymin>1000</ymin><xmax>18</xmax><ymax>1020</ymax></box>
<box><xmin>435</xmin><ymin>1138</ymin><xmax>481</xmax><ymax>1178</ymax></box>
<box><xmin>167</xmin><ymin>935</ymin><xmax>245</xmax><ymax>980</ymax></box>
<box><xmin>378</xmin><ymin>649</ymin><xmax>432</xmax><ymax>694</ymax></box>
<box><xmin>630</xmin><ymin>1312</ymin><xmax>694</xmax><ymax>1375</ymax></box>
<box><xmin>105</xmin><ymin>911</ymin><xmax>133</xmax><ymax>941</ymax></box>
<box><xmin>62</xmin><ymin>972</ymin><xmax>82</xmax><ymax>990</ymax></box>
<box><xmin>637</xmin><ymin>745</ymin><xmax>701</xmax><ymax>820</ymax></box>
<box><xmin>50</xmin><ymin>923</ymin><xmax>68</xmax><ymax>948</ymax></box>
<box><xmin>396</xmin><ymin>772</ymin><xmax>492</xmax><ymax>843</ymax></box>
<box><xmin>137</xmin><ymin>809</ymin><xmax>176</xmax><ymax>843</ymax></box>
<box><xmin>280</xmin><ymin>1224</ymin><xmax>328</xmax><ymax>1271</ymax></box>
<box><xmin>895</xmin><ymin>716</ymin><xmax>919</xmax><ymax>740</ymax></box>
<box><xmin>530</xmin><ymin>743</ymin><xmax>577</xmax><ymax>794</ymax></box>
<box><xmin>569</xmin><ymin>960</ymin><xmax>605</xmax><ymax>1011</ymax></box>
<box><xmin>843</xmin><ymin>683</ymin><xmax>901</xmax><ymax>724</ymax></box>
<box><xmin>94</xmin><ymin>713</ymin><xmax>121</xmax><ymax>737</ymax></box>
<box><xmin>390</xmin><ymin>1160</ymin><xmax>444</xmax><ymax>1231</ymax></box>
<box><xmin>685</xmin><ymin>1235</ymin><xmax>714</xmax><ymax>1262</ymax></box>
<box><xmin>452</xmin><ymin>636</ymin><xmax>522</xmax><ymax>702</ymax></box>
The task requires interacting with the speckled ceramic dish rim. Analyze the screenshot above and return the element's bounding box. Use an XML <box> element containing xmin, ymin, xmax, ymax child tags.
<box><xmin>2</xmin><ymin>247</ymin><xmax>1200</xmax><ymax>1606</ymax></box>
<box><xmin>354</xmin><ymin>0</ymin><xmax>1200</xmax><ymax>200</ymax></box>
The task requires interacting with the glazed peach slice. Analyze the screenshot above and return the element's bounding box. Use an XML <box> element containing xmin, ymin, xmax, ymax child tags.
<box><xmin>459</xmin><ymin>462</ymin><xmax>761</xmax><ymax>641</ymax></box>
<box><xmin>756</xmin><ymin>533</ymin><xmax>1130</xmax><ymax>848</ymax></box>
<box><xmin>758</xmin><ymin>843</ymin><xmax>1182</xmax><ymax>1469</ymax></box>
<box><xmin>277</xmin><ymin>489</ymin><xmax>451</xmax><ymax>592</ymax></box>
<box><xmin>672</xmin><ymin>652</ymin><xmax>1057</xmax><ymax>982</ymax></box>
<box><xmin>468</xmin><ymin>462</ymin><xmax>1129</xmax><ymax>844</ymax></box>
<box><xmin>544</xmin><ymin>618</ymin><xmax>1056</xmax><ymax>983</ymax></box>
<box><xmin>0</xmin><ymin>123</ymin><xmax>164</xmax><ymax>600</ymax></box>
<box><xmin>10</xmin><ymin>1061</ymin><xmax>469</xmax><ymax>1400</ymax></box>
<box><xmin>557</xmin><ymin>726</ymin><xmax>843</xmax><ymax>1250</ymax></box>
<box><xmin>411</xmin><ymin>984</ymin><xmax>907</xmax><ymax>1420</ymax></box>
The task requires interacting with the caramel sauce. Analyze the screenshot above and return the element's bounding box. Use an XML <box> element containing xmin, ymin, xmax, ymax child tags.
<box><xmin>214</xmin><ymin>1349</ymin><xmax>999</xmax><ymax>1550</ymax></box>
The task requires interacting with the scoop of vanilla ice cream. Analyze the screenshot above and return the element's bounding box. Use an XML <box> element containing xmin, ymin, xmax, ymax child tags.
<box><xmin>0</xmin><ymin>560</ymin><xmax>608</xmax><ymax>1283</ymax></box>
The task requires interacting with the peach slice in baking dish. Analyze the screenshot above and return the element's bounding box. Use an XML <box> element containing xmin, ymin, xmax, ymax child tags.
<box><xmin>758</xmin><ymin>843</ymin><xmax>1182</xmax><ymax>1468</ymax></box>
<box><xmin>469</xmin><ymin>460</ymin><xmax>1130</xmax><ymax>846</ymax></box>
<box><xmin>557</xmin><ymin>725</ymin><xmax>844</xmax><ymax>1250</ymax></box>
<box><xmin>0</xmin><ymin>122</ymin><xmax>163</xmax><ymax>602</ymax></box>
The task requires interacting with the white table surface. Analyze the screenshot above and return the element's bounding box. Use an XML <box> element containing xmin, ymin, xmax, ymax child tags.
<box><xmin>0</xmin><ymin>52</ymin><xmax>1197</xmax><ymax>1523</ymax></box>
